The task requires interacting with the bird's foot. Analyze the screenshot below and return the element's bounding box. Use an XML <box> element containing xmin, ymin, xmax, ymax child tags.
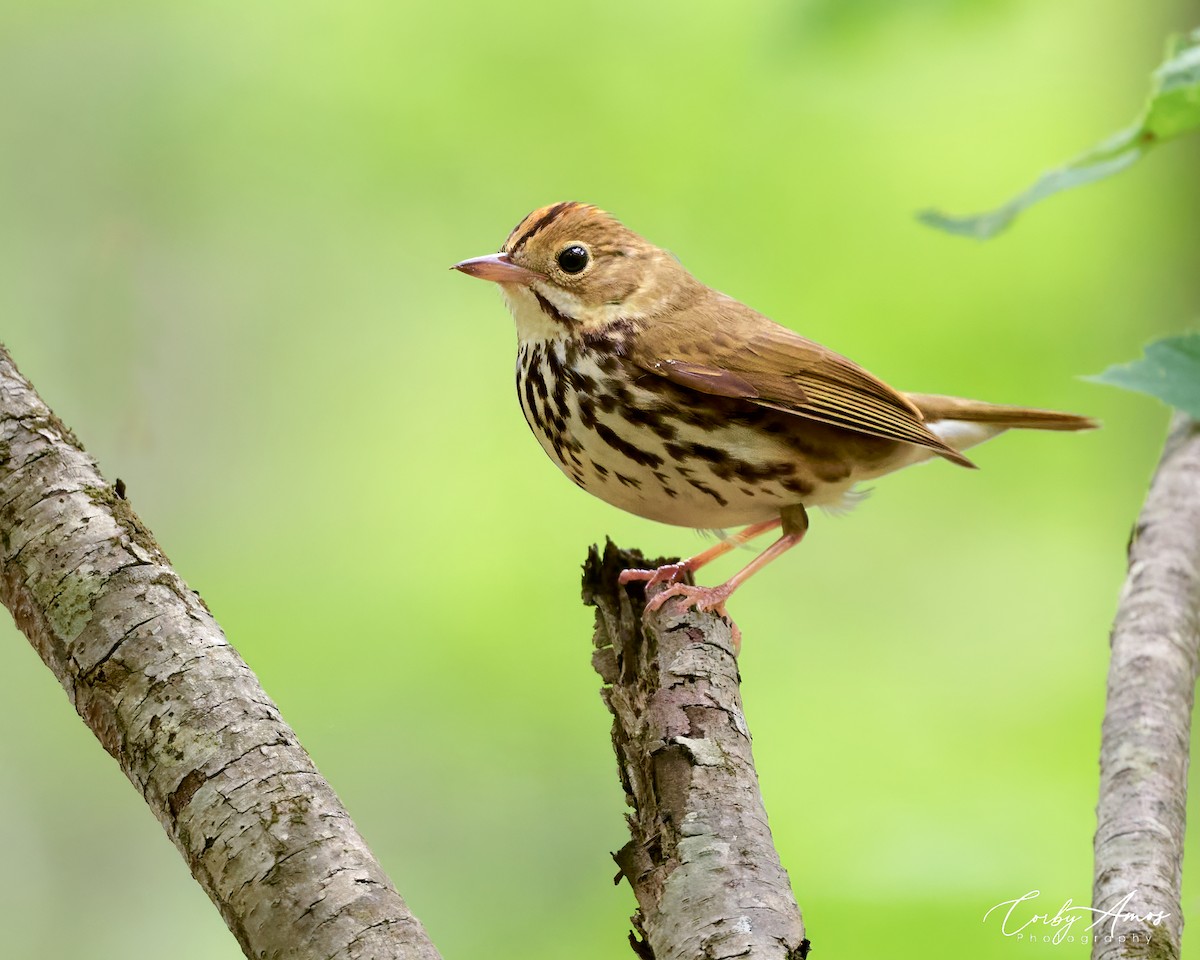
<box><xmin>645</xmin><ymin>581</ymin><xmax>742</xmax><ymax>653</ymax></box>
<box><xmin>646</xmin><ymin>581</ymin><xmax>735</xmax><ymax>616</ymax></box>
<box><xmin>618</xmin><ymin>560</ymin><xmax>692</xmax><ymax>590</ymax></box>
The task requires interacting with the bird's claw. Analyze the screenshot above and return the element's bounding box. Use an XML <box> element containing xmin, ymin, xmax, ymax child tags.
<box><xmin>645</xmin><ymin>581</ymin><xmax>735</xmax><ymax>618</ymax></box>
<box><xmin>644</xmin><ymin>582</ymin><xmax>741</xmax><ymax>653</ymax></box>
<box><xmin>622</xmin><ymin>568</ymin><xmax>743</xmax><ymax>653</ymax></box>
<box><xmin>618</xmin><ymin>561</ymin><xmax>691</xmax><ymax>590</ymax></box>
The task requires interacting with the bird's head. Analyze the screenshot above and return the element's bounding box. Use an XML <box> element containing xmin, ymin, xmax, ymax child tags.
<box><xmin>453</xmin><ymin>202</ymin><xmax>698</xmax><ymax>339</ymax></box>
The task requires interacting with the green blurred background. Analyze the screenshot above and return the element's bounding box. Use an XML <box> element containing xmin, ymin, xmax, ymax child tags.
<box><xmin>2</xmin><ymin>1</ymin><xmax>1198</xmax><ymax>957</ymax></box>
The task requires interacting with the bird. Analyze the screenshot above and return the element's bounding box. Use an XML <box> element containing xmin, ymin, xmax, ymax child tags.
<box><xmin>453</xmin><ymin>202</ymin><xmax>1095</xmax><ymax>643</ymax></box>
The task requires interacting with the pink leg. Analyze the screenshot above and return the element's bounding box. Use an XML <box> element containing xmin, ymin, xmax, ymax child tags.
<box><xmin>647</xmin><ymin>506</ymin><xmax>811</xmax><ymax>651</ymax></box>
<box><xmin>649</xmin><ymin>527</ymin><xmax>806</xmax><ymax>617</ymax></box>
<box><xmin>617</xmin><ymin>518</ymin><xmax>782</xmax><ymax>590</ymax></box>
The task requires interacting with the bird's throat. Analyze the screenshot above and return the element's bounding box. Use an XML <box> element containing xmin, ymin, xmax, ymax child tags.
<box><xmin>503</xmin><ymin>285</ymin><xmax>575</xmax><ymax>341</ymax></box>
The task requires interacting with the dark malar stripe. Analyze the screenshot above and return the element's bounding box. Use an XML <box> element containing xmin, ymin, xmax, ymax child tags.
<box><xmin>533</xmin><ymin>290</ymin><xmax>572</xmax><ymax>327</ymax></box>
<box><xmin>507</xmin><ymin>201</ymin><xmax>577</xmax><ymax>253</ymax></box>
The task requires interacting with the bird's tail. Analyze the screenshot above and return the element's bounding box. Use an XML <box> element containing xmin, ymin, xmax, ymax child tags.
<box><xmin>907</xmin><ymin>393</ymin><xmax>1099</xmax><ymax>432</ymax></box>
<box><xmin>904</xmin><ymin>392</ymin><xmax>1097</xmax><ymax>465</ymax></box>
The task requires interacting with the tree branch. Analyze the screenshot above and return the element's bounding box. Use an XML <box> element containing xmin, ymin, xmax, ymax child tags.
<box><xmin>583</xmin><ymin>541</ymin><xmax>808</xmax><ymax>960</ymax></box>
<box><xmin>1092</xmin><ymin>414</ymin><xmax>1200</xmax><ymax>960</ymax></box>
<box><xmin>0</xmin><ymin>343</ymin><xmax>442</xmax><ymax>960</ymax></box>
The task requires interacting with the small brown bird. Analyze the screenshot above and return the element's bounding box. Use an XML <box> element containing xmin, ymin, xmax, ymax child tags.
<box><xmin>454</xmin><ymin>202</ymin><xmax>1094</xmax><ymax>640</ymax></box>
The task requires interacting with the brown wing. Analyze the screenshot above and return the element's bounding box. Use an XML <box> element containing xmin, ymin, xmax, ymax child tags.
<box><xmin>628</xmin><ymin>293</ymin><xmax>975</xmax><ymax>467</ymax></box>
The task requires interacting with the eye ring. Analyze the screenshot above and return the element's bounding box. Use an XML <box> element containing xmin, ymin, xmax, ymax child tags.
<box><xmin>556</xmin><ymin>244</ymin><xmax>589</xmax><ymax>275</ymax></box>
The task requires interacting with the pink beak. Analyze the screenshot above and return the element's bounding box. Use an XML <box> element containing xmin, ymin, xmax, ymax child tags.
<box><xmin>452</xmin><ymin>253</ymin><xmax>544</xmax><ymax>286</ymax></box>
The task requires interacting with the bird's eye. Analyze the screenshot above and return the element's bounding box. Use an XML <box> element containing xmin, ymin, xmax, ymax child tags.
<box><xmin>556</xmin><ymin>244</ymin><xmax>589</xmax><ymax>274</ymax></box>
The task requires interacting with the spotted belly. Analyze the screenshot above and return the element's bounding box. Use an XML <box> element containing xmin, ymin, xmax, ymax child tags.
<box><xmin>514</xmin><ymin>337</ymin><xmax>894</xmax><ymax>528</ymax></box>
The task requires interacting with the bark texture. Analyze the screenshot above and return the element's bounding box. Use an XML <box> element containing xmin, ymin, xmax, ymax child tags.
<box><xmin>0</xmin><ymin>344</ymin><xmax>441</xmax><ymax>960</ymax></box>
<box><xmin>584</xmin><ymin>541</ymin><xmax>808</xmax><ymax>960</ymax></box>
<box><xmin>1092</xmin><ymin>415</ymin><xmax>1200</xmax><ymax>960</ymax></box>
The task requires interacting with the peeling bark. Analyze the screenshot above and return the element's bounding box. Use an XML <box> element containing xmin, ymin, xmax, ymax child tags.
<box><xmin>0</xmin><ymin>343</ymin><xmax>442</xmax><ymax>960</ymax></box>
<box><xmin>1092</xmin><ymin>415</ymin><xmax>1200</xmax><ymax>960</ymax></box>
<box><xmin>583</xmin><ymin>541</ymin><xmax>808</xmax><ymax>960</ymax></box>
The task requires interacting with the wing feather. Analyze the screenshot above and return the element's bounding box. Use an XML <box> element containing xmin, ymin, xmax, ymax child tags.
<box><xmin>629</xmin><ymin>296</ymin><xmax>974</xmax><ymax>467</ymax></box>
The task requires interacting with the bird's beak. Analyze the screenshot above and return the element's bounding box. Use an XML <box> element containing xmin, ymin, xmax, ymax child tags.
<box><xmin>452</xmin><ymin>253</ymin><xmax>544</xmax><ymax>286</ymax></box>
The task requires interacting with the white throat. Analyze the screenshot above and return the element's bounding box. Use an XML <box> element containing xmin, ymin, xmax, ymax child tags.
<box><xmin>501</xmin><ymin>282</ymin><xmax>643</xmax><ymax>345</ymax></box>
<box><xmin>501</xmin><ymin>284</ymin><xmax>574</xmax><ymax>343</ymax></box>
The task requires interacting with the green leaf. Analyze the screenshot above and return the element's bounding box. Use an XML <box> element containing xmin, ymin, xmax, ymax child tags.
<box><xmin>1086</xmin><ymin>333</ymin><xmax>1200</xmax><ymax>418</ymax></box>
<box><xmin>920</xmin><ymin>28</ymin><xmax>1200</xmax><ymax>239</ymax></box>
